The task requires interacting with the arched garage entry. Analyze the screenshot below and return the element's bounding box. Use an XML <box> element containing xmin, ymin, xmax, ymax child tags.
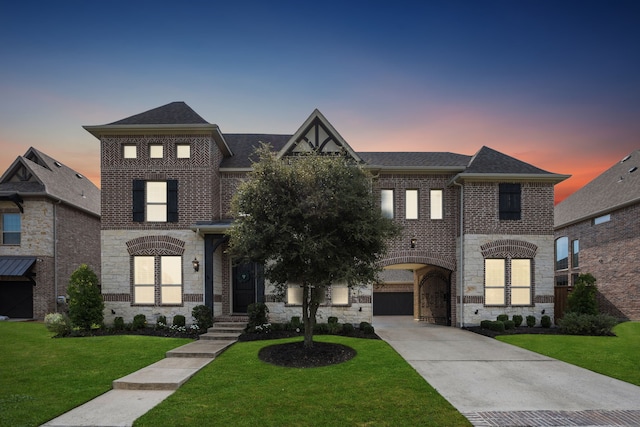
<box><xmin>374</xmin><ymin>252</ymin><xmax>455</xmax><ymax>326</ymax></box>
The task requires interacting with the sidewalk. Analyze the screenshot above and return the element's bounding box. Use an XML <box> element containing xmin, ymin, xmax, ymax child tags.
<box><xmin>41</xmin><ymin>323</ymin><xmax>243</xmax><ymax>427</ymax></box>
<box><xmin>374</xmin><ymin>316</ymin><xmax>640</xmax><ymax>427</ymax></box>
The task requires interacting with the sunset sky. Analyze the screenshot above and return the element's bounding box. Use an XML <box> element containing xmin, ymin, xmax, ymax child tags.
<box><xmin>1</xmin><ymin>1</ymin><xmax>638</xmax><ymax>203</ymax></box>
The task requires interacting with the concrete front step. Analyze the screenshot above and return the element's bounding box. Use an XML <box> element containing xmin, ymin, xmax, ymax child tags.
<box><xmin>166</xmin><ymin>339</ymin><xmax>236</xmax><ymax>358</ymax></box>
<box><xmin>200</xmin><ymin>332</ymin><xmax>242</xmax><ymax>341</ymax></box>
<box><xmin>113</xmin><ymin>357</ymin><xmax>213</xmax><ymax>390</ymax></box>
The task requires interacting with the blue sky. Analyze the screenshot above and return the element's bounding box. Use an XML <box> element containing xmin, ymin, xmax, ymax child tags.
<box><xmin>1</xmin><ymin>0</ymin><xmax>639</xmax><ymax>201</ymax></box>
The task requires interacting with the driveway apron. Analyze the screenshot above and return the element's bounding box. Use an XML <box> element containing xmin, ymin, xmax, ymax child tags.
<box><xmin>373</xmin><ymin>316</ymin><xmax>640</xmax><ymax>426</ymax></box>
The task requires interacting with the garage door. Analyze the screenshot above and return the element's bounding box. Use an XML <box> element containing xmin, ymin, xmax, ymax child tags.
<box><xmin>373</xmin><ymin>292</ymin><xmax>413</xmax><ymax>315</ymax></box>
<box><xmin>0</xmin><ymin>281</ymin><xmax>33</xmax><ymax>318</ymax></box>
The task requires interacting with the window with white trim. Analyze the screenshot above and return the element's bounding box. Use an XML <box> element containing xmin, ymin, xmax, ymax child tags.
<box><xmin>149</xmin><ymin>144</ymin><xmax>164</xmax><ymax>159</ymax></box>
<box><xmin>1</xmin><ymin>213</ymin><xmax>21</xmax><ymax>245</ymax></box>
<box><xmin>146</xmin><ymin>182</ymin><xmax>167</xmax><ymax>222</ymax></box>
<box><xmin>430</xmin><ymin>189</ymin><xmax>443</xmax><ymax>219</ymax></box>
<box><xmin>133</xmin><ymin>255</ymin><xmax>183</xmax><ymax>305</ymax></box>
<box><xmin>405</xmin><ymin>189</ymin><xmax>418</xmax><ymax>219</ymax></box>
<box><xmin>381</xmin><ymin>189</ymin><xmax>394</xmax><ymax>219</ymax></box>
<box><xmin>176</xmin><ymin>144</ymin><xmax>191</xmax><ymax>158</ymax></box>
<box><xmin>484</xmin><ymin>259</ymin><xmax>505</xmax><ymax>305</ymax></box>
<box><xmin>123</xmin><ymin>145</ymin><xmax>137</xmax><ymax>159</ymax></box>
<box><xmin>132</xmin><ymin>180</ymin><xmax>178</xmax><ymax>223</ymax></box>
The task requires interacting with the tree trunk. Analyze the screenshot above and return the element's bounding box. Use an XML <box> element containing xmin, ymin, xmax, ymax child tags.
<box><xmin>302</xmin><ymin>284</ymin><xmax>319</xmax><ymax>349</ymax></box>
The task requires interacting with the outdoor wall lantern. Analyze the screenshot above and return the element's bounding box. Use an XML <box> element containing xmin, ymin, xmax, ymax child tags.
<box><xmin>192</xmin><ymin>258</ymin><xmax>200</xmax><ymax>272</ymax></box>
<box><xmin>410</xmin><ymin>238</ymin><xmax>417</xmax><ymax>249</ymax></box>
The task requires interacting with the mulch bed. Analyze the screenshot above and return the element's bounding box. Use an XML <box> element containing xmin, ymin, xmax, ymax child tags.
<box><xmin>259</xmin><ymin>341</ymin><xmax>357</xmax><ymax>368</ymax></box>
<box><xmin>464</xmin><ymin>325</ymin><xmax>565</xmax><ymax>338</ymax></box>
<box><xmin>238</xmin><ymin>329</ymin><xmax>380</xmax><ymax>342</ymax></box>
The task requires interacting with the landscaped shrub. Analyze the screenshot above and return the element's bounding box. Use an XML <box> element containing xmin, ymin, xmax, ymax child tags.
<box><xmin>327</xmin><ymin>322</ymin><xmax>343</xmax><ymax>334</ymax></box>
<box><xmin>342</xmin><ymin>323</ymin><xmax>355</xmax><ymax>334</ymax></box>
<box><xmin>541</xmin><ymin>315</ymin><xmax>551</xmax><ymax>328</ymax></box>
<box><xmin>558</xmin><ymin>312</ymin><xmax>618</xmax><ymax>336</ymax></box>
<box><xmin>192</xmin><ymin>305</ymin><xmax>213</xmax><ymax>332</ymax></box>
<box><xmin>328</xmin><ymin>316</ymin><xmax>338</xmax><ymax>324</ymax></box>
<box><xmin>290</xmin><ymin>316</ymin><xmax>301</xmax><ymax>327</ymax></box>
<box><xmin>313</xmin><ymin>323</ymin><xmax>329</xmax><ymax>334</ymax></box>
<box><xmin>526</xmin><ymin>315</ymin><xmax>536</xmax><ymax>327</ymax></box>
<box><xmin>567</xmin><ymin>273</ymin><xmax>598</xmax><ymax>315</ymax></box>
<box><xmin>245</xmin><ymin>303</ymin><xmax>269</xmax><ymax>332</ymax></box>
<box><xmin>67</xmin><ymin>264</ymin><xmax>104</xmax><ymax>330</ymax></box>
<box><xmin>359</xmin><ymin>322</ymin><xmax>375</xmax><ymax>334</ymax></box>
<box><xmin>132</xmin><ymin>314</ymin><xmax>147</xmax><ymax>330</ymax></box>
<box><xmin>156</xmin><ymin>315</ymin><xmax>167</xmax><ymax>329</ymax></box>
<box><xmin>504</xmin><ymin>320</ymin><xmax>515</xmax><ymax>330</ymax></box>
<box><xmin>44</xmin><ymin>312</ymin><xmax>72</xmax><ymax>336</ymax></box>
<box><xmin>497</xmin><ymin>314</ymin><xmax>509</xmax><ymax>322</ymax></box>
<box><xmin>512</xmin><ymin>315</ymin><xmax>523</xmax><ymax>327</ymax></box>
<box><xmin>113</xmin><ymin>316</ymin><xmax>125</xmax><ymax>330</ymax></box>
<box><xmin>480</xmin><ymin>320</ymin><xmax>506</xmax><ymax>332</ymax></box>
<box><xmin>173</xmin><ymin>314</ymin><xmax>186</xmax><ymax>327</ymax></box>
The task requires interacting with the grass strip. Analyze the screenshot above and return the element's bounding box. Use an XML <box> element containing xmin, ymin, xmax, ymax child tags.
<box><xmin>0</xmin><ymin>322</ymin><xmax>192</xmax><ymax>427</ymax></box>
<box><xmin>498</xmin><ymin>321</ymin><xmax>640</xmax><ymax>386</ymax></box>
<box><xmin>135</xmin><ymin>335</ymin><xmax>470</xmax><ymax>427</ymax></box>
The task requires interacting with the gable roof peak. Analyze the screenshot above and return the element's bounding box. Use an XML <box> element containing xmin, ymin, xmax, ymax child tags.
<box><xmin>277</xmin><ymin>109</ymin><xmax>362</xmax><ymax>162</ymax></box>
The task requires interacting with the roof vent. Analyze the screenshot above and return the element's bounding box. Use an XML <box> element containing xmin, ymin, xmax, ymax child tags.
<box><xmin>629</xmin><ymin>166</ymin><xmax>637</xmax><ymax>173</ymax></box>
<box><xmin>54</xmin><ymin>161</ymin><xmax>62</xmax><ymax>168</ymax></box>
<box><xmin>76</xmin><ymin>173</ymin><xmax>84</xmax><ymax>179</ymax></box>
<box><xmin>618</xmin><ymin>176</ymin><xmax>624</xmax><ymax>183</ymax></box>
<box><xmin>621</xmin><ymin>155</ymin><xmax>631</xmax><ymax>163</ymax></box>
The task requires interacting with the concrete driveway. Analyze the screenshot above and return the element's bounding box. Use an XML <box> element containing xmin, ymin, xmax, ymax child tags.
<box><xmin>373</xmin><ymin>316</ymin><xmax>640</xmax><ymax>426</ymax></box>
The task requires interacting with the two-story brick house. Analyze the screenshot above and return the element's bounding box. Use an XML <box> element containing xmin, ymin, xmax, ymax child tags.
<box><xmin>0</xmin><ymin>148</ymin><xmax>100</xmax><ymax>319</ymax></box>
<box><xmin>554</xmin><ymin>150</ymin><xmax>640</xmax><ymax>321</ymax></box>
<box><xmin>85</xmin><ymin>102</ymin><xmax>567</xmax><ymax>327</ymax></box>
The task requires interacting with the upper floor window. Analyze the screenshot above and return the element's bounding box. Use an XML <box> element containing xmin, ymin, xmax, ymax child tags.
<box><xmin>499</xmin><ymin>183</ymin><xmax>521</xmax><ymax>220</ymax></box>
<box><xmin>405</xmin><ymin>189</ymin><xmax>418</xmax><ymax>219</ymax></box>
<box><xmin>594</xmin><ymin>214</ymin><xmax>610</xmax><ymax>225</ymax></box>
<box><xmin>133</xmin><ymin>180</ymin><xmax>178</xmax><ymax>223</ymax></box>
<box><xmin>149</xmin><ymin>145</ymin><xmax>164</xmax><ymax>159</ymax></box>
<box><xmin>381</xmin><ymin>189</ymin><xmax>394</xmax><ymax>219</ymax></box>
<box><xmin>572</xmin><ymin>239</ymin><xmax>579</xmax><ymax>268</ymax></box>
<box><xmin>555</xmin><ymin>237</ymin><xmax>568</xmax><ymax>270</ymax></box>
<box><xmin>176</xmin><ymin>144</ymin><xmax>191</xmax><ymax>159</ymax></box>
<box><xmin>123</xmin><ymin>145</ymin><xmax>137</xmax><ymax>159</ymax></box>
<box><xmin>430</xmin><ymin>189</ymin><xmax>443</xmax><ymax>219</ymax></box>
<box><xmin>1</xmin><ymin>213</ymin><xmax>21</xmax><ymax>245</ymax></box>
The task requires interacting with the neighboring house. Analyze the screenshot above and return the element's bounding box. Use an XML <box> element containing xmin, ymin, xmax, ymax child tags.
<box><xmin>0</xmin><ymin>148</ymin><xmax>100</xmax><ymax>319</ymax></box>
<box><xmin>554</xmin><ymin>150</ymin><xmax>640</xmax><ymax>321</ymax></box>
<box><xmin>84</xmin><ymin>102</ymin><xmax>567</xmax><ymax>327</ymax></box>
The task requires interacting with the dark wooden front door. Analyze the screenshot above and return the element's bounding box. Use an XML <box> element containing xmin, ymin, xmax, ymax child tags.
<box><xmin>420</xmin><ymin>272</ymin><xmax>451</xmax><ymax>326</ymax></box>
<box><xmin>232</xmin><ymin>262</ymin><xmax>264</xmax><ymax>314</ymax></box>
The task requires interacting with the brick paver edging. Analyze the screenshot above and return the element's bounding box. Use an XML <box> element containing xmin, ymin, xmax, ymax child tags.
<box><xmin>462</xmin><ymin>410</ymin><xmax>640</xmax><ymax>426</ymax></box>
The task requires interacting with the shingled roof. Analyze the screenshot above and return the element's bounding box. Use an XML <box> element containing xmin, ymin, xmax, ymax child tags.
<box><xmin>108</xmin><ymin>101</ymin><xmax>209</xmax><ymax>125</ymax></box>
<box><xmin>221</xmin><ymin>134</ymin><xmax>292</xmax><ymax>169</ymax></box>
<box><xmin>0</xmin><ymin>148</ymin><xmax>100</xmax><ymax>216</ymax></box>
<box><xmin>465</xmin><ymin>146</ymin><xmax>552</xmax><ymax>174</ymax></box>
<box><xmin>555</xmin><ymin>150</ymin><xmax>640</xmax><ymax>228</ymax></box>
<box><xmin>359</xmin><ymin>152</ymin><xmax>471</xmax><ymax>169</ymax></box>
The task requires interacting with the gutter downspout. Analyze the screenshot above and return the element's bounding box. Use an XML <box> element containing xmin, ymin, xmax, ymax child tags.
<box><xmin>53</xmin><ymin>200</ymin><xmax>61</xmax><ymax>312</ymax></box>
<box><xmin>452</xmin><ymin>179</ymin><xmax>464</xmax><ymax>328</ymax></box>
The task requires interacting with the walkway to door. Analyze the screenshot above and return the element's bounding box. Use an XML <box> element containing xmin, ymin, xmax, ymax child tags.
<box><xmin>373</xmin><ymin>316</ymin><xmax>640</xmax><ymax>426</ymax></box>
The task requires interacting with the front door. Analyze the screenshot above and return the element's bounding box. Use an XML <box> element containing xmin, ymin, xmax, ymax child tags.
<box><xmin>420</xmin><ymin>271</ymin><xmax>451</xmax><ymax>325</ymax></box>
<box><xmin>232</xmin><ymin>262</ymin><xmax>264</xmax><ymax>314</ymax></box>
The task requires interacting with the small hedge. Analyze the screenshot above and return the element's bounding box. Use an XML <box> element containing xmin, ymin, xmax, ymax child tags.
<box><xmin>558</xmin><ymin>312</ymin><xmax>618</xmax><ymax>336</ymax></box>
<box><xmin>503</xmin><ymin>320</ymin><xmax>515</xmax><ymax>330</ymax></box>
<box><xmin>359</xmin><ymin>322</ymin><xmax>375</xmax><ymax>334</ymax></box>
<box><xmin>541</xmin><ymin>315</ymin><xmax>552</xmax><ymax>328</ymax></box>
<box><xmin>173</xmin><ymin>314</ymin><xmax>186</xmax><ymax>327</ymax></box>
<box><xmin>192</xmin><ymin>305</ymin><xmax>213</xmax><ymax>331</ymax></box>
<box><xmin>132</xmin><ymin>314</ymin><xmax>146</xmax><ymax>330</ymax></box>
<box><xmin>113</xmin><ymin>316</ymin><xmax>125</xmax><ymax>330</ymax></box>
<box><xmin>526</xmin><ymin>315</ymin><xmax>536</xmax><ymax>327</ymax></box>
<box><xmin>481</xmin><ymin>320</ymin><xmax>505</xmax><ymax>332</ymax></box>
<box><xmin>497</xmin><ymin>314</ymin><xmax>509</xmax><ymax>322</ymax></box>
<box><xmin>512</xmin><ymin>315</ymin><xmax>523</xmax><ymax>327</ymax></box>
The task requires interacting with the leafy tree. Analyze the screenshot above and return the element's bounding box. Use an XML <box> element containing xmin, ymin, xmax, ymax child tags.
<box><xmin>67</xmin><ymin>264</ymin><xmax>104</xmax><ymax>330</ymax></box>
<box><xmin>227</xmin><ymin>145</ymin><xmax>399</xmax><ymax>348</ymax></box>
<box><xmin>567</xmin><ymin>273</ymin><xmax>598</xmax><ymax>315</ymax></box>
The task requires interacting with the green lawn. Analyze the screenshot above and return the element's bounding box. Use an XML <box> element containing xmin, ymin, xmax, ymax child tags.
<box><xmin>135</xmin><ymin>335</ymin><xmax>470</xmax><ymax>427</ymax></box>
<box><xmin>498</xmin><ymin>321</ymin><xmax>640</xmax><ymax>386</ymax></box>
<box><xmin>0</xmin><ymin>322</ymin><xmax>192</xmax><ymax>427</ymax></box>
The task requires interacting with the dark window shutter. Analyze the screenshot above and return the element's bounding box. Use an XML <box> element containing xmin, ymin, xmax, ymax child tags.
<box><xmin>133</xmin><ymin>180</ymin><xmax>145</xmax><ymax>222</ymax></box>
<box><xmin>167</xmin><ymin>180</ymin><xmax>178</xmax><ymax>222</ymax></box>
<box><xmin>499</xmin><ymin>183</ymin><xmax>521</xmax><ymax>220</ymax></box>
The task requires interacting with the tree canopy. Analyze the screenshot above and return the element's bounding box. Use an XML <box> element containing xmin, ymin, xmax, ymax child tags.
<box><xmin>227</xmin><ymin>145</ymin><xmax>399</xmax><ymax>347</ymax></box>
